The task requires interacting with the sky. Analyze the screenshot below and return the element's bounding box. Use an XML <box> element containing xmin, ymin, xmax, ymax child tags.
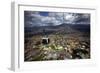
<box><xmin>24</xmin><ymin>11</ymin><xmax>90</xmax><ymax>27</ymax></box>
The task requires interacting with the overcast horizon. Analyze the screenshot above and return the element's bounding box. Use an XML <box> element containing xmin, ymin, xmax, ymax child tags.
<box><xmin>24</xmin><ymin>11</ymin><xmax>90</xmax><ymax>27</ymax></box>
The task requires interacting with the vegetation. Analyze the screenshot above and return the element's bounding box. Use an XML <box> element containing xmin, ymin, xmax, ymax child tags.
<box><xmin>24</xmin><ymin>33</ymin><xmax>90</xmax><ymax>61</ymax></box>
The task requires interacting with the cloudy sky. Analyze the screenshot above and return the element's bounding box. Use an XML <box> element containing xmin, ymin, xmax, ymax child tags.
<box><xmin>24</xmin><ymin>11</ymin><xmax>90</xmax><ymax>27</ymax></box>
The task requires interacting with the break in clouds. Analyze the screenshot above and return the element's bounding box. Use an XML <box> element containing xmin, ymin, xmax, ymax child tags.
<box><xmin>24</xmin><ymin>11</ymin><xmax>90</xmax><ymax>27</ymax></box>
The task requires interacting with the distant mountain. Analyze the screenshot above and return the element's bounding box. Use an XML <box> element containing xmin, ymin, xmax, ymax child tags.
<box><xmin>71</xmin><ymin>24</ymin><xmax>90</xmax><ymax>32</ymax></box>
<box><xmin>25</xmin><ymin>23</ymin><xmax>90</xmax><ymax>37</ymax></box>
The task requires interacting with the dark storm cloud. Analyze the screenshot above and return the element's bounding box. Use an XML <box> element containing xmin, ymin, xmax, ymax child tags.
<box><xmin>72</xmin><ymin>13</ymin><xmax>90</xmax><ymax>24</ymax></box>
<box><xmin>24</xmin><ymin>11</ymin><xmax>90</xmax><ymax>27</ymax></box>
